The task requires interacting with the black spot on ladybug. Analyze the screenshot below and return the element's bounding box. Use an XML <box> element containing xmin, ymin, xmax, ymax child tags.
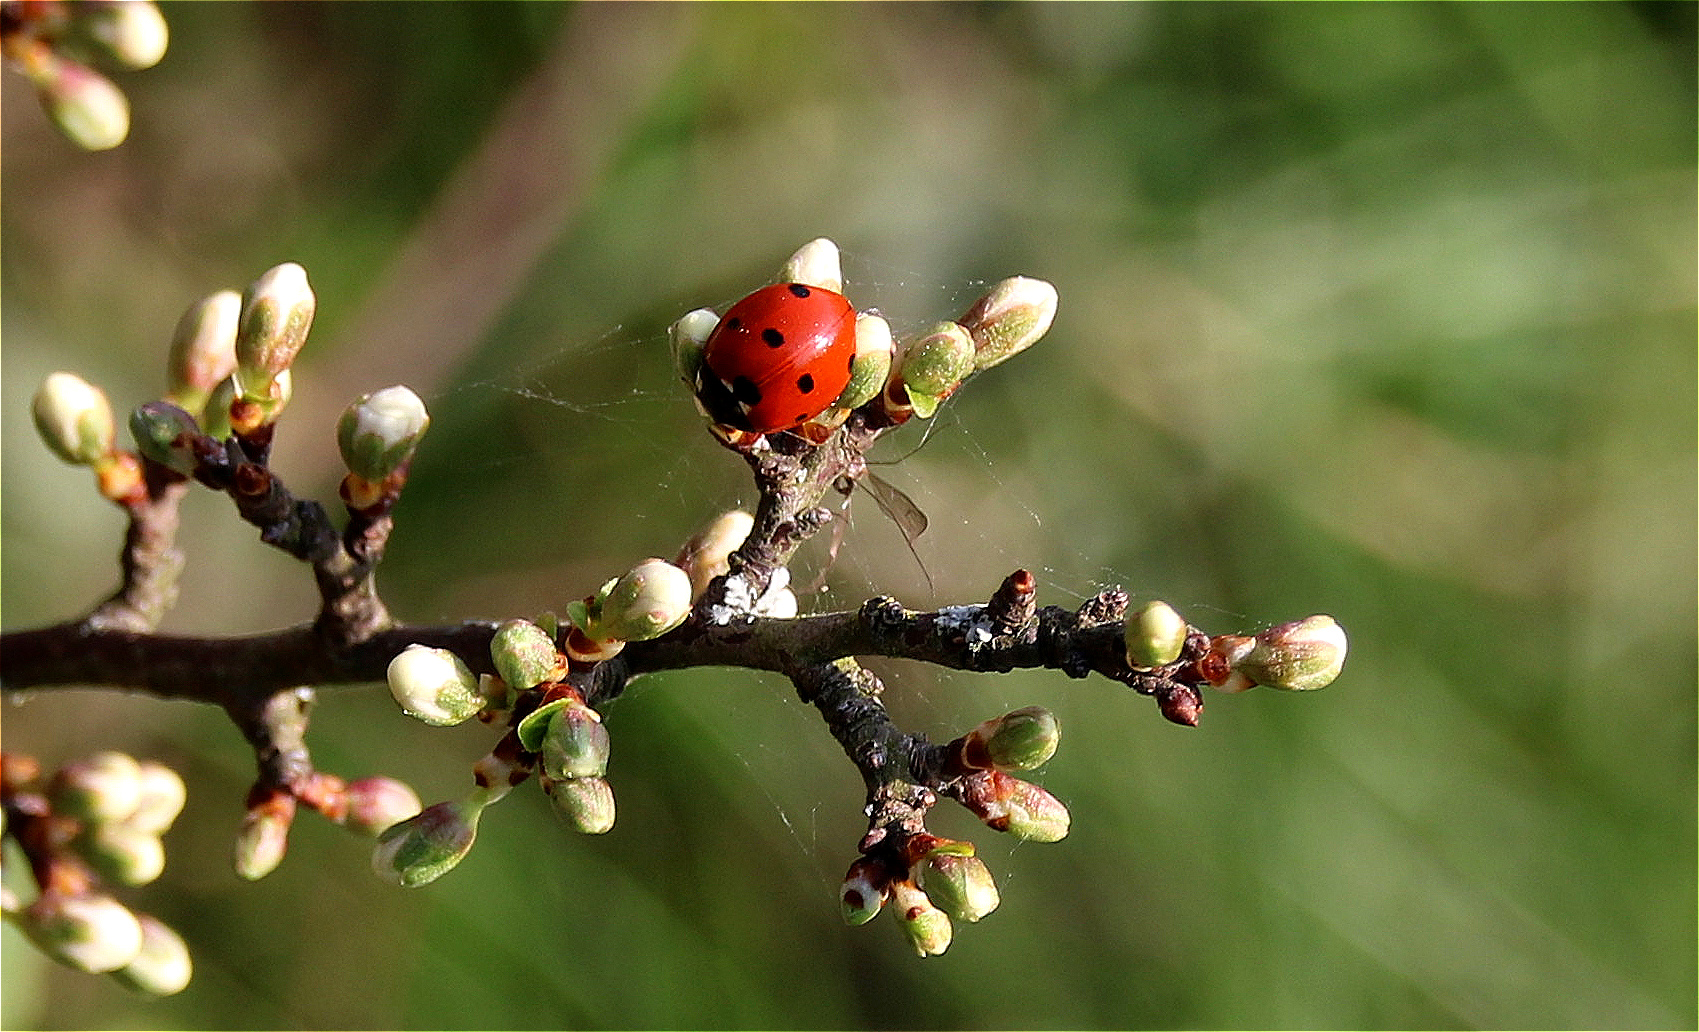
<box><xmin>725</xmin><ymin>316</ymin><xmax>743</xmax><ymax>331</ymax></box>
<box><xmin>796</xmin><ymin>373</ymin><xmax>816</xmax><ymax>395</ymax></box>
<box><xmin>786</xmin><ymin>283</ymin><xmax>811</xmax><ymax>298</ymax></box>
<box><xmin>762</xmin><ymin>327</ymin><xmax>785</xmax><ymax>348</ymax></box>
<box><xmin>730</xmin><ymin>375</ymin><xmax>762</xmax><ymax>406</ymax></box>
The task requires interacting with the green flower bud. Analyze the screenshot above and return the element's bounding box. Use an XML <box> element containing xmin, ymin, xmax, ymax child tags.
<box><xmin>77</xmin><ymin>0</ymin><xmax>170</xmax><ymax>70</ymax></box>
<box><xmin>958</xmin><ymin>276</ymin><xmax>1058</xmax><ymax>372</ymax></box>
<box><xmin>32</xmin><ymin>372</ymin><xmax>116</xmax><ymax>466</ymax></box>
<box><xmin>777</xmin><ymin>237</ymin><xmax>843</xmax><ymax>293</ymax></box>
<box><xmin>49</xmin><ymin>751</ymin><xmax>142</xmax><ymax>824</ymax></box>
<box><xmin>897</xmin><ymin>322</ymin><xmax>975</xmax><ymax>418</ymax></box>
<box><xmin>972</xmin><ymin>705</ymin><xmax>1060</xmax><ymax>772</ymax></box>
<box><xmin>165</xmin><ymin>290</ymin><xmax>240</xmax><ymax>418</ymax></box>
<box><xmin>336</xmin><ymin>385</ymin><xmax>430</xmax><ymax>484</ymax></box>
<box><xmin>342</xmin><ymin>776</ymin><xmax>422</xmax><ymax>837</ymax></box>
<box><xmin>233</xmin><ymin>262</ymin><xmax>315</xmax><ymax>403</ymax></box>
<box><xmin>1234</xmin><ymin>615</ymin><xmax>1348</xmax><ymax>692</ymax></box>
<box><xmin>832</xmin><ymin>312</ymin><xmax>894</xmax><ymax>411</ymax></box>
<box><xmin>128</xmin><ymin>401</ymin><xmax>201</xmax><ymax>476</ymax></box>
<box><xmin>579</xmin><ymin>558</ymin><xmax>693</xmax><ymax>643</ymax></box>
<box><xmin>489</xmin><ymin>619</ymin><xmax>560</xmax><ymax>692</ymax></box>
<box><xmin>126</xmin><ymin>761</ymin><xmax>187</xmax><ymax>835</ymax></box>
<box><xmin>109</xmin><ymin>913</ymin><xmax>192</xmax><ymax>997</ymax></box>
<box><xmin>540</xmin><ymin>701</ymin><xmax>611</xmax><ymax>781</ymax></box>
<box><xmin>387</xmin><ymin>645</ymin><xmax>483</xmax><ymax>726</ymax></box>
<box><xmin>24</xmin><ymin>893</ymin><xmax>144</xmax><ymax>973</ymax></box>
<box><xmin>671</xmin><ymin>308</ymin><xmax>717</xmax><ymax>387</ymax></box>
<box><xmin>677</xmin><ymin>509</ymin><xmax>754</xmax><ymax>598</ymax></box>
<box><xmin>890</xmin><ymin>881</ymin><xmax>952</xmax><ymax>957</ymax></box>
<box><xmin>839</xmin><ymin>855</ymin><xmax>891</xmax><ymax>926</ymax></box>
<box><xmin>372</xmin><ymin>799</ymin><xmax>484</xmax><ymax>887</ymax></box>
<box><xmin>1000</xmin><ymin>777</ymin><xmax>1071</xmax><ymax>843</ymax></box>
<box><xmin>543</xmin><ymin>775</ymin><xmax>616</xmax><ymax>835</ymax></box>
<box><xmin>1125</xmin><ymin>600</ymin><xmax>1188</xmax><ymax>668</ymax></box>
<box><xmin>918</xmin><ymin>849</ymin><xmax>1000</xmax><ymax>924</ymax></box>
<box><xmin>32</xmin><ymin>54</ymin><xmax>129</xmax><ymax>151</ymax></box>
<box><xmin>78</xmin><ymin>824</ymin><xmax>166</xmax><ymax>886</ymax></box>
<box><xmin>232</xmin><ymin>797</ymin><xmax>293</xmax><ymax>881</ymax></box>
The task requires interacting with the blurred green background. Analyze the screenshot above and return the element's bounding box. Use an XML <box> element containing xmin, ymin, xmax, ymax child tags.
<box><xmin>3</xmin><ymin>2</ymin><xmax>1693</xmax><ymax>1028</ymax></box>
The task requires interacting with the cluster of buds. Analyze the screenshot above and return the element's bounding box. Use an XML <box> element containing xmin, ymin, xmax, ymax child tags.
<box><xmin>670</xmin><ymin>237</ymin><xmax>1058</xmax><ymax>445</ymax></box>
<box><xmin>1</xmin><ymin>752</ymin><xmax>191</xmax><ymax>995</ymax></box>
<box><xmin>1</xmin><ymin>0</ymin><xmax>168</xmax><ymax>150</ymax></box>
<box><xmin>1122</xmin><ymin>601</ymin><xmax>1349</xmax><ymax>694</ymax></box>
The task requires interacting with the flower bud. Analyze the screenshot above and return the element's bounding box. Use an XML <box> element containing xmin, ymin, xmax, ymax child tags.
<box><xmin>540</xmin><ymin>701</ymin><xmax>611</xmax><ymax>781</ymax></box>
<box><xmin>126</xmin><ymin>761</ymin><xmax>186</xmax><ymax>835</ymax></box>
<box><xmin>337</xmin><ymin>385</ymin><xmax>430</xmax><ymax>485</ymax></box>
<box><xmin>918</xmin><ymin>849</ymin><xmax>999</xmax><ymax>923</ymax></box>
<box><xmin>963</xmin><ymin>770</ymin><xmax>1071</xmax><ymax>843</ymax></box>
<box><xmin>832</xmin><ymin>312</ymin><xmax>894</xmax><ymax>411</ymax></box>
<box><xmin>543</xmin><ymin>775</ymin><xmax>616</xmax><ymax>835</ymax></box>
<box><xmin>890</xmin><ymin>881</ymin><xmax>952</xmax><ymax>957</ymax></box>
<box><xmin>677</xmin><ymin>509</ymin><xmax>754</xmax><ymax>598</ymax></box>
<box><xmin>777</xmin><ymin>237</ymin><xmax>843</xmax><ymax>293</ymax></box>
<box><xmin>233</xmin><ymin>262</ymin><xmax>315</xmax><ymax>403</ymax></box>
<box><xmin>201</xmin><ymin>374</ymin><xmax>236</xmax><ymax>439</ymax></box>
<box><xmin>372</xmin><ymin>799</ymin><xmax>484</xmax><ymax>887</ymax></box>
<box><xmin>232</xmin><ymin>796</ymin><xmax>293</xmax><ymax>881</ymax></box>
<box><xmin>578</xmin><ymin>558</ymin><xmax>693</xmax><ymax>643</ymax></box>
<box><xmin>1125</xmin><ymin>600</ymin><xmax>1188</xmax><ymax>668</ymax></box>
<box><xmin>78</xmin><ymin>824</ymin><xmax>166</xmax><ymax>886</ymax></box>
<box><xmin>78</xmin><ymin>0</ymin><xmax>170</xmax><ymax>70</ymax></box>
<box><xmin>109</xmin><ymin>913</ymin><xmax>192</xmax><ymax>996</ymax></box>
<box><xmin>958</xmin><ymin>276</ymin><xmax>1058</xmax><ymax>372</ymax></box>
<box><xmin>488</xmin><ymin>619</ymin><xmax>560</xmax><ymax>692</ymax></box>
<box><xmin>31</xmin><ymin>54</ymin><xmax>130</xmax><ymax>151</ymax></box>
<box><xmin>128</xmin><ymin>401</ymin><xmax>201</xmax><ymax>476</ymax></box>
<box><xmin>49</xmin><ymin>751</ymin><xmax>142</xmax><ymax>824</ymax></box>
<box><xmin>33</xmin><ymin>372</ymin><xmax>116</xmax><ymax>466</ymax></box>
<box><xmin>967</xmin><ymin>705</ymin><xmax>1060</xmax><ymax>772</ymax></box>
<box><xmin>342</xmin><ymin>776</ymin><xmax>422</xmax><ymax>837</ymax></box>
<box><xmin>165</xmin><ymin>290</ymin><xmax>240</xmax><ymax>417</ymax></box>
<box><xmin>387</xmin><ymin>645</ymin><xmax>483</xmax><ymax>726</ymax></box>
<box><xmin>896</xmin><ymin>322</ymin><xmax>975</xmax><ymax>418</ymax></box>
<box><xmin>24</xmin><ymin>893</ymin><xmax>144</xmax><ymax>973</ymax></box>
<box><xmin>839</xmin><ymin>855</ymin><xmax>892</xmax><ymax>926</ymax></box>
<box><xmin>1233</xmin><ymin>615</ymin><xmax>1348</xmax><ymax>692</ymax></box>
<box><xmin>671</xmin><ymin>308</ymin><xmax>717</xmax><ymax>387</ymax></box>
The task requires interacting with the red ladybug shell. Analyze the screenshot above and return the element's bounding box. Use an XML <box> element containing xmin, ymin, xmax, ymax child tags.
<box><xmin>698</xmin><ymin>282</ymin><xmax>858</xmax><ymax>434</ymax></box>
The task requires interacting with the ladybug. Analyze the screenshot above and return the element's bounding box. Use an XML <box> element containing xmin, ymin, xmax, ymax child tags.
<box><xmin>696</xmin><ymin>282</ymin><xmax>858</xmax><ymax>434</ymax></box>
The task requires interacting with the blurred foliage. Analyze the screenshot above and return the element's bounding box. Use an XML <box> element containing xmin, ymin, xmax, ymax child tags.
<box><xmin>2</xmin><ymin>2</ymin><xmax>1693</xmax><ymax>1029</ymax></box>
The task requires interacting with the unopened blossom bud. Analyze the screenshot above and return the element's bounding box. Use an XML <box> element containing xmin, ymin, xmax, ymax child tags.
<box><xmin>671</xmin><ymin>308</ymin><xmax>717</xmax><ymax>388</ymax></box>
<box><xmin>677</xmin><ymin>509</ymin><xmax>754</xmax><ymax>598</ymax></box>
<box><xmin>25</xmin><ymin>893</ymin><xmax>144</xmax><ymax>973</ymax></box>
<box><xmin>488</xmin><ymin>619</ymin><xmax>560</xmax><ymax>692</ymax></box>
<box><xmin>342</xmin><ymin>776</ymin><xmax>422</xmax><ymax>837</ymax></box>
<box><xmin>543</xmin><ymin>775</ymin><xmax>616</xmax><ymax>835</ymax></box>
<box><xmin>372</xmin><ymin>799</ymin><xmax>484</xmax><ymax>887</ymax></box>
<box><xmin>777</xmin><ymin>237</ymin><xmax>843</xmax><ymax>293</ymax></box>
<box><xmin>918</xmin><ymin>848</ymin><xmax>1000</xmax><ymax>923</ymax></box>
<box><xmin>165</xmin><ymin>290</ymin><xmax>239</xmax><ymax>417</ymax></box>
<box><xmin>897</xmin><ymin>322</ymin><xmax>975</xmax><ymax>418</ymax></box>
<box><xmin>128</xmin><ymin>401</ymin><xmax>201</xmax><ymax>476</ymax></box>
<box><xmin>110</xmin><ymin>913</ymin><xmax>192</xmax><ymax>997</ymax></box>
<box><xmin>387</xmin><ymin>645</ymin><xmax>483</xmax><ymax>726</ymax></box>
<box><xmin>967</xmin><ymin>706</ymin><xmax>1060</xmax><ymax>772</ymax></box>
<box><xmin>833</xmin><ymin>312</ymin><xmax>894</xmax><ymax>411</ymax></box>
<box><xmin>1125</xmin><ymin>600</ymin><xmax>1188</xmax><ymax>668</ymax></box>
<box><xmin>78</xmin><ymin>824</ymin><xmax>166</xmax><ymax>886</ymax></box>
<box><xmin>890</xmin><ymin>880</ymin><xmax>952</xmax><ymax>957</ymax></box>
<box><xmin>126</xmin><ymin>761</ymin><xmax>187</xmax><ymax>835</ymax></box>
<box><xmin>201</xmin><ymin>374</ymin><xmax>236</xmax><ymax>439</ymax></box>
<box><xmin>49</xmin><ymin>751</ymin><xmax>142</xmax><ymax>824</ymax></box>
<box><xmin>1234</xmin><ymin>615</ymin><xmax>1348</xmax><ymax>691</ymax></box>
<box><xmin>337</xmin><ymin>386</ymin><xmax>430</xmax><ymax>485</ymax></box>
<box><xmin>964</xmin><ymin>770</ymin><xmax>1071</xmax><ymax>843</ymax></box>
<box><xmin>958</xmin><ymin>276</ymin><xmax>1058</xmax><ymax>372</ymax></box>
<box><xmin>540</xmin><ymin>701</ymin><xmax>611</xmax><ymax>781</ymax></box>
<box><xmin>33</xmin><ymin>372</ymin><xmax>116</xmax><ymax>466</ymax></box>
<box><xmin>232</xmin><ymin>796</ymin><xmax>294</xmax><ymax>881</ymax></box>
<box><xmin>233</xmin><ymin>263</ymin><xmax>314</xmax><ymax>403</ymax></box>
<box><xmin>839</xmin><ymin>855</ymin><xmax>892</xmax><ymax>926</ymax></box>
<box><xmin>31</xmin><ymin>54</ymin><xmax>129</xmax><ymax>151</ymax></box>
<box><xmin>580</xmin><ymin>558</ymin><xmax>693</xmax><ymax>643</ymax></box>
<box><xmin>78</xmin><ymin>0</ymin><xmax>170</xmax><ymax>70</ymax></box>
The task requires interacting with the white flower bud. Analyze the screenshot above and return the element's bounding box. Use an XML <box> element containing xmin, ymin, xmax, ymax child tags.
<box><xmin>386</xmin><ymin>645</ymin><xmax>483</xmax><ymax>726</ymax></box>
<box><xmin>32</xmin><ymin>372</ymin><xmax>116</xmax><ymax>466</ymax></box>
<box><xmin>337</xmin><ymin>385</ymin><xmax>430</xmax><ymax>483</ymax></box>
